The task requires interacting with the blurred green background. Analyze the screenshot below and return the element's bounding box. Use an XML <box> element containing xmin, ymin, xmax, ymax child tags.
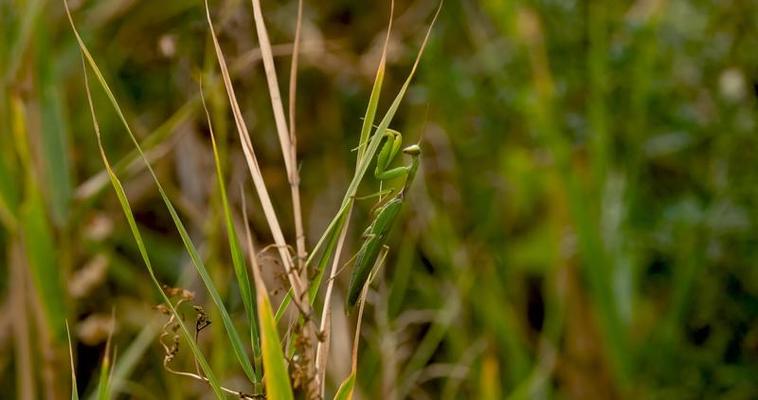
<box><xmin>1</xmin><ymin>0</ymin><xmax>757</xmax><ymax>398</ymax></box>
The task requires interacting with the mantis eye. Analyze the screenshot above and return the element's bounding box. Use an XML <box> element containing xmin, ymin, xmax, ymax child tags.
<box><xmin>402</xmin><ymin>144</ymin><xmax>421</xmax><ymax>156</ymax></box>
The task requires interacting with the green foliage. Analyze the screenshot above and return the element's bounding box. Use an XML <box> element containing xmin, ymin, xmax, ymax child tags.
<box><xmin>2</xmin><ymin>0</ymin><xmax>756</xmax><ymax>399</ymax></box>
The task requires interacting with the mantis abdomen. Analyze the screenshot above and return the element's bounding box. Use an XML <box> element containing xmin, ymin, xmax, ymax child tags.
<box><xmin>346</xmin><ymin>196</ymin><xmax>404</xmax><ymax>309</ymax></box>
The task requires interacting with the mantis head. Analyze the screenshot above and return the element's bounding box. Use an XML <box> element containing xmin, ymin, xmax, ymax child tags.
<box><xmin>402</xmin><ymin>144</ymin><xmax>421</xmax><ymax>156</ymax></box>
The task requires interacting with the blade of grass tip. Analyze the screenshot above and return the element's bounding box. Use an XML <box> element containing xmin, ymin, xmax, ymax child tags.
<box><xmin>66</xmin><ymin>321</ymin><xmax>79</xmax><ymax>400</ymax></box>
<box><xmin>288</xmin><ymin>0</ymin><xmax>303</xmax><ymax>160</ymax></box>
<box><xmin>96</xmin><ymin>313</ymin><xmax>114</xmax><ymax>400</ymax></box>
<box><xmin>74</xmin><ymin>50</ymin><xmax>226</xmax><ymax>399</ymax></box>
<box><xmin>249</xmin><ymin>0</ymin><xmax>295</xmax><ymax>177</ymax></box>
<box><xmin>249</xmin><ymin>0</ymin><xmax>308</xmax><ymax>286</ymax></box>
<box><xmin>204</xmin><ymin>0</ymin><xmax>305</xmax><ymax>303</ymax></box>
<box><xmin>306</xmin><ymin>0</ymin><xmax>442</xmax><ymax>266</ymax></box>
<box><xmin>65</xmin><ymin>1</ymin><xmax>257</xmax><ymax>384</ymax></box>
<box><xmin>350</xmin><ymin>0</ymin><xmax>442</xmax><ymax>199</ymax></box>
<box><xmin>281</xmin><ymin>0</ymin><xmax>441</xmax><ymax>375</ymax></box>
<box><xmin>241</xmin><ymin>196</ymin><xmax>295</xmax><ymax>400</ymax></box>
<box><xmin>314</xmin><ymin>0</ymin><xmax>394</xmax><ymax>324</ymax></box>
<box><xmin>332</xmin><ymin>373</ymin><xmax>355</xmax><ymax>400</ymax></box>
<box><xmin>274</xmin><ymin>0</ymin><xmax>396</xmax><ymax>319</ymax></box>
<box><xmin>202</xmin><ymin>84</ymin><xmax>262</xmax><ymax>379</ymax></box>
<box><xmin>97</xmin><ymin>319</ymin><xmax>161</xmax><ymax>400</ymax></box>
<box><xmin>356</xmin><ymin>0</ymin><xmax>394</xmax><ymax>165</ymax></box>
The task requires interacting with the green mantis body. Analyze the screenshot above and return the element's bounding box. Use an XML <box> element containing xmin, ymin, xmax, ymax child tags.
<box><xmin>346</xmin><ymin>129</ymin><xmax>420</xmax><ymax>309</ymax></box>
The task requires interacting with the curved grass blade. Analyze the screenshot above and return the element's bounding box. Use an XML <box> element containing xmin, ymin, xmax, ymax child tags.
<box><xmin>78</xmin><ymin>72</ymin><xmax>225</xmax><ymax>398</ymax></box>
<box><xmin>65</xmin><ymin>1</ymin><xmax>257</xmax><ymax>384</ymax></box>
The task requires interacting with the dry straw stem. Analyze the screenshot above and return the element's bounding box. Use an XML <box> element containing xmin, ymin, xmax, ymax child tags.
<box><xmin>288</xmin><ymin>0</ymin><xmax>307</xmax><ymax>274</ymax></box>
<box><xmin>250</xmin><ymin>0</ymin><xmax>308</xmax><ymax>282</ymax></box>
<box><xmin>74</xmin><ymin>40</ymin><xmax>313</xmax><ymax>201</ymax></box>
<box><xmin>203</xmin><ymin>0</ymin><xmax>309</xmax><ymax>311</ymax></box>
<box><xmin>205</xmin><ymin>2</ymin><xmax>320</xmax><ymax>395</ymax></box>
<box><xmin>315</xmin><ymin>207</ymin><xmax>353</xmax><ymax>396</ymax></box>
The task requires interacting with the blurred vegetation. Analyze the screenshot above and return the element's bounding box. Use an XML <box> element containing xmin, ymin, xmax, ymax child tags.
<box><xmin>1</xmin><ymin>0</ymin><xmax>757</xmax><ymax>399</ymax></box>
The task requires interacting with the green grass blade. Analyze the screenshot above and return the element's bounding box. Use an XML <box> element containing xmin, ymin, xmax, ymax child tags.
<box><xmin>204</xmin><ymin>88</ymin><xmax>261</xmax><ymax>379</ymax></box>
<box><xmin>332</xmin><ymin>373</ymin><xmax>355</xmax><ymax>400</ymax></box>
<box><xmin>242</xmin><ymin>206</ymin><xmax>295</xmax><ymax>400</ymax></box>
<box><xmin>280</xmin><ymin>0</ymin><xmax>394</xmax><ymax>326</ymax></box>
<box><xmin>275</xmin><ymin>2</ymin><xmax>441</xmax><ymax>321</ymax></box>
<box><xmin>92</xmin><ymin>320</ymin><xmax>161</xmax><ymax>400</ymax></box>
<box><xmin>66</xmin><ymin>321</ymin><xmax>79</xmax><ymax>400</ymax></box>
<box><xmin>74</xmin><ymin>55</ymin><xmax>226</xmax><ymax>398</ymax></box>
<box><xmin>306</xmin><ymin>0</ymin><xmax>443</xmax><ymax>269</ymax></box>
<box><xmin>11</xmin><ymin>95</ymin><xmax>67</xmax><ymax>342</ymax></box>
<box><xmin>355</xmin><ymin>46</ymin><xmax>386</xmax><ymax>165</ymax></box>
<box><xmin>65</xmin><ymin>2</ymin><xmax>257</xmax><ymax>384</ymax></box>
<box><xmin>35</xmin><ymin>20</ymin><xmax>72</xmax><ymax>226</ymax></box>
<box><xmin>258</xmin><ymin>286</ymin><xmax>295</xmax><ymax>400</ymax></box>
<box><xmin>3</xmin><ymin>0</ymin><xmax>43</xmax><ymax>84</ymax></box>
<box><xmin>96</xmin><ymin>334</ymin><xmax>113</xmax><ymax>400</ymax></box>
<box><xmin>102</xmin><ymin>160</ymin><xmax>225</xmax><ymax>398</ymax></box>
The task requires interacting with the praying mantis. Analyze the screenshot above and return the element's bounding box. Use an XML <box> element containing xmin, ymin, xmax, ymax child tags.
<box><xmin>346</xmin><ymin>129</ymin><xmax>421</xmax><ymax>309</ymax></box>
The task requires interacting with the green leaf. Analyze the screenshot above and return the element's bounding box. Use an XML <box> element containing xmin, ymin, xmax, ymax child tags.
<box><xmin>205</xmin><ymin>93</ymin><xmax>262</xmax><ymax>379</ymax></box>
<box><xmin>66</xmin><ymin>321</ymin><xmax>79</xmax><ymax>400</ymax></box>
<box><xmin>258</xmin><ymin>285</ymin><xmax>295</xmax><ymax>400</ymax></box>
<box><xmin>332</xmin><ymin>373</ymin><xmax>355</xmax><ymax>400</ymax></box>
